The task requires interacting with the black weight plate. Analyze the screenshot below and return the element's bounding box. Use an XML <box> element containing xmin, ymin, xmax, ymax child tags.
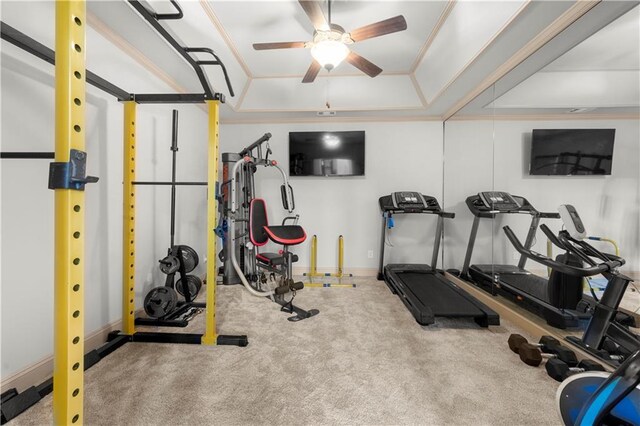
<box><xmin>178</xmin><ymin>245</ymin><xmax>199</xmax><ymax>273</ymax></box>
<box><xmin>159</xmin><ymin>255</ymin><xmax>180</xmax><ymax>275</ymax></box>
<box><xmin>175</xmin><ymin>275</ymin><xmax>202</xmax><ymax>300</ymax></box>
<box><xmin>143</xmin><ymin>286</ymin><xmax>178</xmax><ymax>318</ymax></box>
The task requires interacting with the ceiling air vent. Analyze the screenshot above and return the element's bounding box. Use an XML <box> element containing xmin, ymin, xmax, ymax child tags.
<box><xmin>317</xmin><ymin>111</ymin><xmax>337</xmax><ymax>117</ymax></box>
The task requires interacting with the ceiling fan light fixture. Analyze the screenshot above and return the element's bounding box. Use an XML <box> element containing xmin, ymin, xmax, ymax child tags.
<box><xmin>311</xmin><ymin>40</ymin><xmax>349</xmax><ymax>70</ymax></box>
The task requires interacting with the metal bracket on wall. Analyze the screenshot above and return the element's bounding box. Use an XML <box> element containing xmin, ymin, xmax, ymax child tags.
<box><xmin>48</xmin><ymin>149</ymin><xmax>99</xmax><ymax>190</ymax></box>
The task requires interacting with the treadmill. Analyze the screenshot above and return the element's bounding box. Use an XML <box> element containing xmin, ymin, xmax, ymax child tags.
<box><xmin>462</xmin><ymin>191</ymin><xmax>587</xmax><ymax>329</ymax></box>
<box><xmin>378</xmin><ymin>192</ymin><xmax>499</xmax><ymax>327</ymax></box>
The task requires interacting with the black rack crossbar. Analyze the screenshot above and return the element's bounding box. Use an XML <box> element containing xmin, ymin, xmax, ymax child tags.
<box><xmin>132</xmin><ymin>93</ymin><xmax>208</xmax><ymax>104</ymax></box>
<box><xmin>1</xmin><ymin>152</ymin><xmax>54</xmax><ymax>159</ymax></box>
<box><xmin>133</xmin><ymin>181</ymin><xmax>207</xmax><ymax>186</ymax></box>
<box><xmin>1</xmin><ymin>22</ymin><xmax>131</xmax><ymax>101</ymax></box>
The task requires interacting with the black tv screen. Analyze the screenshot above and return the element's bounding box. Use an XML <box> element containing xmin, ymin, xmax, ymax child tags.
<box><xmin>289</xmin><ymin>131</ymin><xmax>365</xmax><ymax>176</ymax></box>
<box><xmin>530</xmin><ymin>129</ymin><xmax>615</xmax><ymax>176</ymax></box>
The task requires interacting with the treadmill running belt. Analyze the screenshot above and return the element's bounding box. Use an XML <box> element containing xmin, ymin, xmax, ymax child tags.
<box><xmin>500</xmin><ymin>273</ymin><xmax>549</xmax><ymax>303</ymax></box>
<box><xmin>397</xmin><ymin>272</ymin><xmax>484</xmax><ymax>317</ymax></box>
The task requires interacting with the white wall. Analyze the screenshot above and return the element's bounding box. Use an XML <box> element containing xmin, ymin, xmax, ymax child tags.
<box><xmin>443</xmin><ymin>119</ymin><xmax>640</xmax><ymax>276</ymax></box>
<box><xmin>220</xmin><ymin>121</ymin><xmax>444</xmax><ymax>273</ymax></box>
<box><xmin>1</xmin><ymin>4</ymin><xmax>209</xmax><ymax>380</ymax></box>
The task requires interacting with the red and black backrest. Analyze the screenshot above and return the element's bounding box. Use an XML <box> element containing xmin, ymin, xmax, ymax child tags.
<box><xmin>249</xmin><ymin>198</ymin><xmax>269</xmax><ymax>247</ymax></box>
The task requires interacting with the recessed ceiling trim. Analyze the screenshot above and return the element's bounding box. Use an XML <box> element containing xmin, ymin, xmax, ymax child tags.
<box><xmin>199</xmin><ymin>0</ymin><xmax>253</xmax><ymax>78</ymax></box>
<box><xmin>422</xmin><ymin>0</ymin><xmax>532</xmax><ymax>107</ymax></box>
<box><xmin>249</xmin><ymin>70</ymin><xmax>407</xmax><ymax>80</ymax></box>
<box><xmin>410</xmin><ymin>0</ymin><xmax>456</xmax><ymax>73</ymax></box>
<box><xmin>238</xmin><ymin>105</ymin><xmax>425</xmax><ymax>113</ymax></box>
<box><xmin>234</xmin><ymin>78</ymin><xmax>252</xmax><ymax>110</ymax></box>
<box><xmin>448</xmin><ymin>113</ymin><xmax>640</xmax><ymax>121</ymax></box>
<box><xmin>87</xmin><ymin>11</ymin><xmax>185</xmax><ymax>94</ymax></box>
<box><xmin>410</xmin><ymin>73</ymin><xmax>428</xmax><ymax>108</ymax></box>
<box><xmin>442</xmin><ymin>0</ymin><xmax>601</xmax><ymax>120</ymax></box>
<box><xmin>220</xmin><ymin>115</ymin><xmax>442</xmax><ymax>125</ymax></box>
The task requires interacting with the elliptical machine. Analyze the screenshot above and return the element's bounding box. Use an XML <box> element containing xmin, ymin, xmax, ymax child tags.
<box><xmin>503</xmin><ymin>204</ymin><xmax>638</xmax><ymax>365</ymax></box>
<box><xmin>219</xmin><ymin>134</ymin><xmax>318</xmax><ymax>321</ymax></box>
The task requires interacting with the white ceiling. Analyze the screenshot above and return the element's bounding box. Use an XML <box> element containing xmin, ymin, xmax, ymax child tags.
<box><xmin>3</xmin><ymin>0</ymin><xmax>638</xmax><ymax>121</ymax></box>
<box><xmin>491</xmin><ymin>5</ymin><xmax>640</xmax><ymax>112</ymax></box>
<box><xmin>211</xmin><ymin>1</ymin><xmax>449</xmax><ymax>77</ymax></box>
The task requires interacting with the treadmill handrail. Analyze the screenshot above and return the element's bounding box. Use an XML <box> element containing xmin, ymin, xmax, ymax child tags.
<box><xmin>537</xmin><ymin>211</ymin><xmax>561</xmax><ymax>219</ymax></box>
<box><xmin>503</xmin><ymin>226</ymin><xmax>618</xmax><ymax>277</ymax></box>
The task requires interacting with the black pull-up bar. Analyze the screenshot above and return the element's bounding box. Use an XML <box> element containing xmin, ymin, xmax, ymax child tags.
<box><xmin>184</xmin><ymin>47</ymin><xmax>235</xmax><ymax>97</ymax></box>
<box><xmin>149</xmin><ymin>0</ymin><xmax>183</xmax><ymax>20</ymax></box>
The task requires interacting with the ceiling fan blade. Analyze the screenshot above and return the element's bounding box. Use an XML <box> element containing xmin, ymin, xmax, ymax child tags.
<box><xmin>349</xmin><ymin>15</ymin><xmax>407</xmax><ymax>42</ymax></box>
<box><xmin>302</xmin><ymin>60</ymin><xmax>322</xmax><ymax>83</ymax></box>
<box><xmin>298</xmin><ymin>0</ymin><xmax>330</xmax><ymax>31</ymax></box>
<box><xmin>346</xmin><ymin>52</ymin><xmax>382</xmax><ymax>78</ymax></box>
<box><xmin>253</xmin><ymin>42</ymin><xmax>307</xmax><ymax>50</ymax></box>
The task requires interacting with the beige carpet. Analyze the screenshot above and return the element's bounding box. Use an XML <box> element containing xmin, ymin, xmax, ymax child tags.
<box><xmin>11</xmin><ymin>277</ymin><xmax>562</xmax><ymax>425</ymax></box>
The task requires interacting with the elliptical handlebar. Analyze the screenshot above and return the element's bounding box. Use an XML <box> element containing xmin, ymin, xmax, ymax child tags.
<box><xmin>502</xmin><ymin>225</ymin><xmax>619</xmax><ymax>277</ymax></box>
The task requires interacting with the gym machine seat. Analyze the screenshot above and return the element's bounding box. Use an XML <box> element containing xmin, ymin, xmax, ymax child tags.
<box><xmin>250</xmin><ymin>198</ymin><xmax>306</xmax><ymax>264</ymax></box>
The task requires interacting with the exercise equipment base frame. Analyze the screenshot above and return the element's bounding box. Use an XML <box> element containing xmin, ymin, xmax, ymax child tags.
<box><xmin>135</xmin><ymin>301</ymin><xmax>205</xmax><ymax>327</ymax></box>
<box><xmin>0</xmin><ymin>335</ymin><xmax>129</xmax><ymax>424</ymax></box>
<box><xmin>384</xmin><ymin>264</ymin><xmax>500</xmax><ymax>327</ymax></box>
<box><xmin>274</xmin><ymin>296</ymin><xmax>320</xmax><ymax>322</ymax></box>
<box><xmin>468</xmin><ymin>266</ymin><xmax>589</xmax><ymax>329</ymax></box>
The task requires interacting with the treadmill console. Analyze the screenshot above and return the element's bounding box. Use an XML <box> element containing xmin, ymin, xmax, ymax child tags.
<box><xmin>393</xmin><ymin>192</ymin><xmax>427</xmax><ymax>210</ymax></box>
<box><xmin>558</xmin><ymin>204</ymin><xmax>586</xmax><ymax>240</ymax></box>
<box><xmin>478</xmin><ymin>191</ymin><xmax>521</xmax><ymax>211</ymax></box>
<box><xmin>379</xmin><ymin>192</ymin><xmax>440</xmax><ymax>213</ymax></box>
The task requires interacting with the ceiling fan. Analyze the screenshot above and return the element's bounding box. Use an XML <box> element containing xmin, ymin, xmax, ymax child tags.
<box><xmin>252</xmin><ymin>0</ymin><xmax>407</xmax><ymax>83</ymax></box>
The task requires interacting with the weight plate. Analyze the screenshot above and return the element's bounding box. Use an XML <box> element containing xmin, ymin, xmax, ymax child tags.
<box><xmin>178</xmin><ymin>245</ymin><xmax>199</xmax><ymax>273</ymax></box>
<box><xmin>143</xmin><ymin>286</ymin><xmax>178</xmax><ymax>318</ymax></box>
<box><xmin>175</xmin><ymin>275</ymin><xmax>203</xmax><ymax>300</ymax></box>
<box><xmin>159</xmin><ymin>255</ymin><xmax>180</xmax><ymax>275</ymax></box>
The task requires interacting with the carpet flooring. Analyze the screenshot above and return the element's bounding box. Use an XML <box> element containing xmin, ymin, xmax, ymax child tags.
<box><xmin>11</xmin><ymin>277</ymin><xmax>562</xmax><ymax>425</ymax></box>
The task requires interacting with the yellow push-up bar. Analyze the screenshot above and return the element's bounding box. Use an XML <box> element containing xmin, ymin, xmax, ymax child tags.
<box><xmin>304</xmin><ymin>235</ymin><xmax>355</xmax><ymax>287</ymax></box>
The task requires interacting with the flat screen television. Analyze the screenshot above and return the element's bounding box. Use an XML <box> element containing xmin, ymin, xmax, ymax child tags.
<box><xmin>289</xmin><ymin>131</ymin><xmax>365</xmax><ymax>177</ymax></box>
<box><xmin>529</xmin><ymin>129</ymin><xmax>615</xmax><ymax>176</ymax></box>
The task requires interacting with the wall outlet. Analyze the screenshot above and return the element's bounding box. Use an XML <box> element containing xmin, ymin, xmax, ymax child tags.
<box><xmin>367</xmin><ymin>250</ymin><xmax>374</xmax><ymax>259</ymax></box>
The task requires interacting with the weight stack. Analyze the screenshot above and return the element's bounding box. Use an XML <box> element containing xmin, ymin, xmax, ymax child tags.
<box><xmin>221</xmin><ymin>152</ymin><xmax>242</xmax><ymax>285</ymax></box>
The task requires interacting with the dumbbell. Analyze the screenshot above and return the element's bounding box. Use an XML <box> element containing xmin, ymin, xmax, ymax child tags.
<box><xmin>519</xmin><ymin>342</ymin><xmax>578</xmax><ymax>367</ymax></box>
<box><xmin>508</xmin><ymin>334</ymin><xmax>560</xmax><ymax>354</ymax></box>
<box><xmin>593</xmin><ymin>348</ymin><xmax>625</xmax><ymax>363</ymax></box>
<box><xmin>545</xmin><ymin>358</ymin><xmax>605</xmax><ymax>382</ymax></box>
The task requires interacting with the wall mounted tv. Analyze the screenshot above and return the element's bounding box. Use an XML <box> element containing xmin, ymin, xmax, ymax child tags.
<box><xmin>529</xmin><ymin>129</ymin><xmax>615</xmax><ymax>176</ymax></box>
<box><xmin>289</xmin><ymin>131</ymin><xmax>365</xmax><ymax>177</ymax></box>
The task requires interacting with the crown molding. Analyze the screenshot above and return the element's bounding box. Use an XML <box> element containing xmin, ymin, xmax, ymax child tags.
<box><xmin>422</xmin><ymin>0</ymin><xmax>532</xmax><ymax>109</ymax></box>
<box><xmin>220</xmin><ymin>115</ymin><xmax>441</xmax><ymax>125</ymax></box>
<box><xmin>410</xmin><ymin>0</ymin><xmax>456</xmax><ymax>73</ymax></box>
<box><xmin>448</xmin><ymin>112</ymin><xmax>640</xmax><ymax>121</ymax></box>
<box><xmin>199</xmin><ymin>0</ymin><xmax>253</xmax><ymax>79</ymax></box>
<box><xmin>442</xmin><ymin>0</ymin><xmax>601</xmax><ymax>120</ymax></box>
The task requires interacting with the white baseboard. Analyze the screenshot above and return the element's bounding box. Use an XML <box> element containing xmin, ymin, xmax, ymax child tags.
<box><xmin>292</xmin><ymin>267</ymin><xmax>378</xmax><ymax>277</ymax></box>
<box><xmin>0</xmin><ymin>313</ymin><xmax>133</xmax><ymax>394</ymax></box>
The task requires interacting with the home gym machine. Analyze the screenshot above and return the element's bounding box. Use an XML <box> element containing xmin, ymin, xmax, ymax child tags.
<box><xmin>462</xmin><ymin>191</ymin><xmax>589</xmax><ymax>329</ymax></box>
<box><xmin>220</xmin><ymin>134</ymin><xmax>318</xmax><ymax>321</ymax></box>
<box><xmin>134</xmin><ymin>110</ymin><xmax>205</xmax><ymax>326</ymax></box>
<box><xmin>378</xmin><ymin>192</ymin><xmax>499</xmax><ymax>327</ymax></box>
<box><xmin>504</xmin><ymin>204</ymin><xmax>639</xmax><ymax>366</ymax></box>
